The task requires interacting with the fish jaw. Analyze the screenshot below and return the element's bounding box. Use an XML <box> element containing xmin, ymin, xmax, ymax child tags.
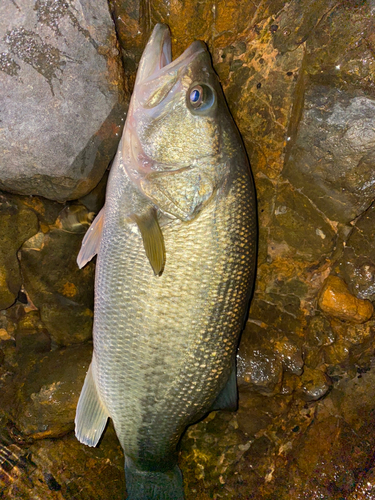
<box><xmin>134</xmin><ymin>24</ymin><xmax>172</xmax><ymax>85</ymax></box>
<box><xmin>120</xmin><ymin>24</ymin><xmax>229</xmax><ymax>221</ymax></box>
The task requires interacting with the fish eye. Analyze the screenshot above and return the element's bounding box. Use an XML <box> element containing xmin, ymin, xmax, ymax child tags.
<box><xmin>187</xmin><ymin>83</ymin><xmax>215</xmax><ymax>114</ymax></box>
<box><xmin>189</xmin><ymin>86</ymin><xmax>203</xmax><ymax>108</ymax></box>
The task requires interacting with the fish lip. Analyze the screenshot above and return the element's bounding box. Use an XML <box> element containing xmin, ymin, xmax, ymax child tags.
<box><xmin>137</xmin><ymin>24</ymin><xmax>207</xmax><ymax>84</ymax></box>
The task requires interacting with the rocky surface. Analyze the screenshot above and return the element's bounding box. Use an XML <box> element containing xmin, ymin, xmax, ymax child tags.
<box><xmin>0</xmin><ymin>194</ymin><xmax>39</xmax><ymax>310</ymax></box>
<box><xmin>0</xmin><ymin>0</ymin><xmax>127</xmax><ymax>201</ymax></box>
<box><xmin>20</xmin><ymin>204</ymin><xmax>96</xmax><ymax>346</ymax></box>
<box><xmin>1</xmin><ymin>0</ymin><xmax>375</xmax><ymax>499</ymax></box>
<box><xmin>319</xmin><ymin>275</ymin><xmax>374</xmax><ymax>323</ymax></box>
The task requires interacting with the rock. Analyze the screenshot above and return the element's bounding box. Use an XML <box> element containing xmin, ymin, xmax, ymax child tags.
<box><xmin>0</xmin><ymin>0</ymin><xmax>127</xmax><ymax>201</ymax></box>
<box><xmin>298</xmin><ymin>367</ymin><xmax>332</xmax><ymax>401</ymax></box>
<box><xmin>347</xmin><ymin>468</ymin><xmax>375</xmax><ymax>500</ymax></box>
<box><xmin>283</xmin><ymin>85</ymin><xmax>375</xmax><ymax>224</ymax></box>
<box><xmin>15</xmin><ymin>311</ymin><xmax>51</xmax><ymax>355</ymax></box>
<box><xmin>10</xmin><ymin>343</ymin><xmax>92</xmax><ymax>440</ymax></box>
<box><xmin>273</xmin><ymin>337</ymin><xmax>304</xmax><ymax>376</ymax></box>
<box><xmin>16</xmin><ymin>195</ymin><xmax>63</xmax><ymax>228</ymax></box>
<box><xmin>79</xmin><ymin>170</ymin><xmax>109</xmax><ymax>213</ymax></box>
<box><xmin>0</xmin><ymin>0</ymin><xmax>374</xmax><ymax>498</ymax></box>
<box><xmin>339</xmin><ymin>203</ymin><xmax>375</xmax><ymax>302</ymax></box>
<box><xmin>305</xmin><ymin>1</ymin><xmax>374</xmax><ymax>93</ymax></box>
<box><xmin>180</xmin><ymin>410</ymin><xmax>250</xmax><ymax>497</ymax></box>
<box><xmin>236</xmin><ymin>391</ymin><xmax>286</xmax><ymax>437</ymax></box>
<box><xmin>237</xmin><ymin>332</ymin><xmax>283</xmax><ymax>393</ymax></box>
<box><xmin>318</xmin><ymin>276</ymin><xmax>374</xmax><ymax>324</ymax></box>
<box><xmin>280</xmin><ymin>365</ymin><xmax>375</xmax><ymax>498</ymax></box>
<box><xmin>20</xmin><ymin>205</ymin><xmax>95</xmax><ymax>346</ymax></box>
<box><xmin>0</xmin><ymin>193</ymin><xmax>39</xmax><ymax>310</ymax></box>
<box><xmin>0</xmin><ymin>426</ymin><xmax>124</xmax><ymax>499</ymax></box>
<box><xmin>270</xmin><ymin>182</ymin><xmax>337</xmax><ymax>262</ymax></box>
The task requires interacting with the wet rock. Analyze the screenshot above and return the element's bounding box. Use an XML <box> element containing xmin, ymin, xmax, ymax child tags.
<box><xmin>298</xmin><ymin>367</ymin><xmax>332</xmax><ymax>401</ymax></box>
<box><xmin>236</xmin><ymin>391</ymin><xmax>287</xmax><ymax>437</ymax></box>
<box><xmin>15</xmin><ymin>311</ymin><xmax>51</xmax><ymax>356</ymax></box>
<box><xmin>240</xmin><ymin>348</ymin><xmax>283</xmax><ymax>394</ymax></box>
<box><xmin>180</xmin><ymin>410</ymin><xmax>251</xmax><ymax>498</ymax></box>
<box><xmin>0</xmin><ymin>193</ymin><xmax>39</xmax><ymax>310</ymax></box>
<box><xmin>0</xmin><ymin>0</ymin><xmax>374</xmax><ymax>498</ymax></box>
<box><xmin>10</xmin><ymin>343</ymin><xmax>92</xmax><ymax>439</ymax></box>
<box><xmin>318</xmin><ymin>275</ymin><xmax>374</xmax><ymax>324</ymax></box>
<box><xmin>273</xmin><ymin>337</ymin><xmax>304</xmax><ymax>375</ymax></box>
<box><xmin>277</xmin><ymin>365</ymin><xmax>375</xmax><ymax>498</ymax></box>
<box><xmin>17</xmin><ymin>196</ymin><xmax>63</xmax><ymax>229</ymax></box>
<box><xmin>20</xmin><ymin>205</ymin><xmax>95</xmax><ymax>346</ymax></box>
<box><xmin>79</xmin><ymin>170</ymin><xmax>109</xmax><ymax>213</ymax></box>
<box><xmin>348</xmin><ymin>468</ymin><xmax>375</xmax><ymax>500</ymax></box>
<box><xmin>283</xmin><ymin>85</ymin><xmax>375</xmax><ymax>224</ymax></box>
<box><xmin>1</xmin><ymin>426</ymin><xmax>124</xmax><ymax>500</ymax></box>
<box><xmin>109</xmin><ymin>0</ymin><xmax>145</xmax><ymax>89</ymax></box>
<box><xmin>238</xmin><ymin>326</ymin><xmax>284</xmax><ymax>394</ymax></box>
<box><xmin>0</xmin><ymin>0</ymin><xmax>127</xmax><ymax>201</ymax></box>
<box><xmin>270</xmin><ymin>182</ymin><xmax>337</xmax><ymax>262</ymax></box>
<box><xmin>339</xmin><ymin>203</ymin><xmax>375</xmax><ymax>301</ymax></box>
<box><xmin>306</xmin><ymin>1</ymin><xmax>375</xmax><ymax>93</ymax></box>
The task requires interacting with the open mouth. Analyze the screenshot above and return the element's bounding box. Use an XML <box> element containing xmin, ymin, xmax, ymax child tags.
<box><xmin>136</xmin><ymin>24</ymin><xmax>206</xmax><ymax>84</ymax></box>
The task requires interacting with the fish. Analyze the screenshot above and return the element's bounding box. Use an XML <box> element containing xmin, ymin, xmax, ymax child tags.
<box><xmin>74</xmin><ymin>23</ymin><xmax>257</xmax><ymax>500</ymax></box>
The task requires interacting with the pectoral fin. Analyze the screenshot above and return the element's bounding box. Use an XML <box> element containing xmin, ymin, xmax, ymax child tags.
<box><xmin>75</xmin><ymin>362</ymin><xmax>109</xmax><ymax>447</ymax></box>
<box><xmin>210</xmin><ymin>365</ymin><xmax>238</xmax><ymax>412</ymax></box>
<box><xmin>130</xmin><ymin>208</ymin><xmax>165</xmax><ymax>276</ymax></box>
<box><xmin>77</xmin><ymin>208</ymin><xmax>104</xmax><ymax>268</ymax></box>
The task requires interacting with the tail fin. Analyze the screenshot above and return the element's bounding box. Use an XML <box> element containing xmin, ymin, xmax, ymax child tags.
<box><xmin>125</xmin><ymin>458</ymin><xmax>184</xmax><ymax>500</ymax></box>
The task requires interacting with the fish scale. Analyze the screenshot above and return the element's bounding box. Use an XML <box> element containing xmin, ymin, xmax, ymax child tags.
<box><xmin>75</xmin><ymin>24</ymin><xmax>257</xmax><ymax>499</ymax></box>
<box><xmin>92</xmin><ymin>166</ymin><xmax>255</xmax><ymax>465</ymax></box>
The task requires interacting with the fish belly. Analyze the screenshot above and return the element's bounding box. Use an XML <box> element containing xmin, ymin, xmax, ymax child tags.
<box><xmin>93</xmin><ymin>170</ymin><xmax>256</xmax><ymax>469</ymax></box>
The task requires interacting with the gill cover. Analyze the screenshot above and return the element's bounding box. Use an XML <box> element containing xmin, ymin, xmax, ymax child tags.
<box><xmin>124</xmin><ymin>24</ymin><xmax>223</xmax><ymax>221</ymax></box>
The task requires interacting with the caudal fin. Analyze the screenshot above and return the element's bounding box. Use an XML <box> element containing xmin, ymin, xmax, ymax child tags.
<box><xmin>125</xmin><ymin>458</ymin><xmax>184</xmax><ymax>500</ymax></box>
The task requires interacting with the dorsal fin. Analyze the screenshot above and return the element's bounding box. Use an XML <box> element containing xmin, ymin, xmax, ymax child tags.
<box><xmin>77</xmin><ymin>208</ymin><xmax>104</xmax><ymax>269</ymax></box>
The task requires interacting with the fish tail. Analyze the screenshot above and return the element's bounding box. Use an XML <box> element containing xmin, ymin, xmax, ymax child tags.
<box><xmin>125</xmin><ymin>457</ymin><xmax>184</xmax><ymax>500</ymax></box>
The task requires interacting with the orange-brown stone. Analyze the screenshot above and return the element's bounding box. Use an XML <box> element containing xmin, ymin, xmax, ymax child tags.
<box><xmin>318</xmin><ymin>276</ymin><xmax>373</xmax><ymax>324</ymax></box>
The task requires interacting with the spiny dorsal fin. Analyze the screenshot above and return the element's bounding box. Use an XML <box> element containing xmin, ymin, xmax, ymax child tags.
<box><xmin>130</xmin><ymin>208</ymin><xmax>165</xmax><ymax>276</ymax></box>
<box><xmin>77</xmin><ymin>207</ymin><xmax>104</xmax><ymax>269</ymax></box>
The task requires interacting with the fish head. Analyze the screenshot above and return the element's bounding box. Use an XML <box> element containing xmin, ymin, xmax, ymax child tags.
<box><xmin>123</xmin><ymin>24</ymin><xmax>242</xmax><ymax>221</ymax></box>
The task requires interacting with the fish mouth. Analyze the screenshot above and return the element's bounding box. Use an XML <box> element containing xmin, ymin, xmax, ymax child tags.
<box><xmin>136</xmin><ymin>24</ymin><xmax>206</xmax><ymax>85</ymax></box>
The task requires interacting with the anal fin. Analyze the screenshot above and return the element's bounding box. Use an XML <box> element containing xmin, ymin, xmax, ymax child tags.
<box><xmin>210</xmin><ymin>365</ymin><xmax>238</xmax><ymax>412</ymax></box>
<box><xmin>130</xmin><ymin>207</ymin><xmax>165</xmax><ymax>276</ymax></box>
<box><xmin>75</xmin><ymin>362</ymin><xmax>109</xmax><ymax>447</ymax></box>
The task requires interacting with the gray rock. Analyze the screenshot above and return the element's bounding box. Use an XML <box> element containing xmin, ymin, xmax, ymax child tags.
<box><xmin>283</xmin><ymin>86</ymin><xmax>375</xmax><ymax>224</ymax></box>
<box><xmin>0</xmin><ymin>0</ymin><xmax>127</xmax><ymax>202</ymax></box>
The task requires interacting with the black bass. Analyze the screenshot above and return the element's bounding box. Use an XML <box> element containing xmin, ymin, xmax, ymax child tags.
<box><xmin>75</xmin><ymin>23</ymin><xmax>257</xmax><ymax>500</ymax></box>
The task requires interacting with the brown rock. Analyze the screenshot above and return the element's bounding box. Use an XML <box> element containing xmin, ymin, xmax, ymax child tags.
<box><xmin>10</xmin><ymin>344</ymin><xmax>92</xmax><ymax>440</ymax></box>
<box><xmin>298</xmin><ymin>367</ymin><xmax>332</xmax><ymax>402</ymax></box>
<box><xmin>0</xmin><ymin>426</ymin><xmax>124</xmax><ymax>500</ymax></box>
<box><xmin>0</xmin><ymin>193</ymin><xmax>39</xmax><ymax>310</ymax></box>
<box><xmin>318</xmin><ymin>276</ymin><xmax>373</xmax><ymax>324</ymax></box>
<box><xmin>20</xmin><ymin>205</ymin><xmax>95</xmax><ymax>346</ymax></box>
